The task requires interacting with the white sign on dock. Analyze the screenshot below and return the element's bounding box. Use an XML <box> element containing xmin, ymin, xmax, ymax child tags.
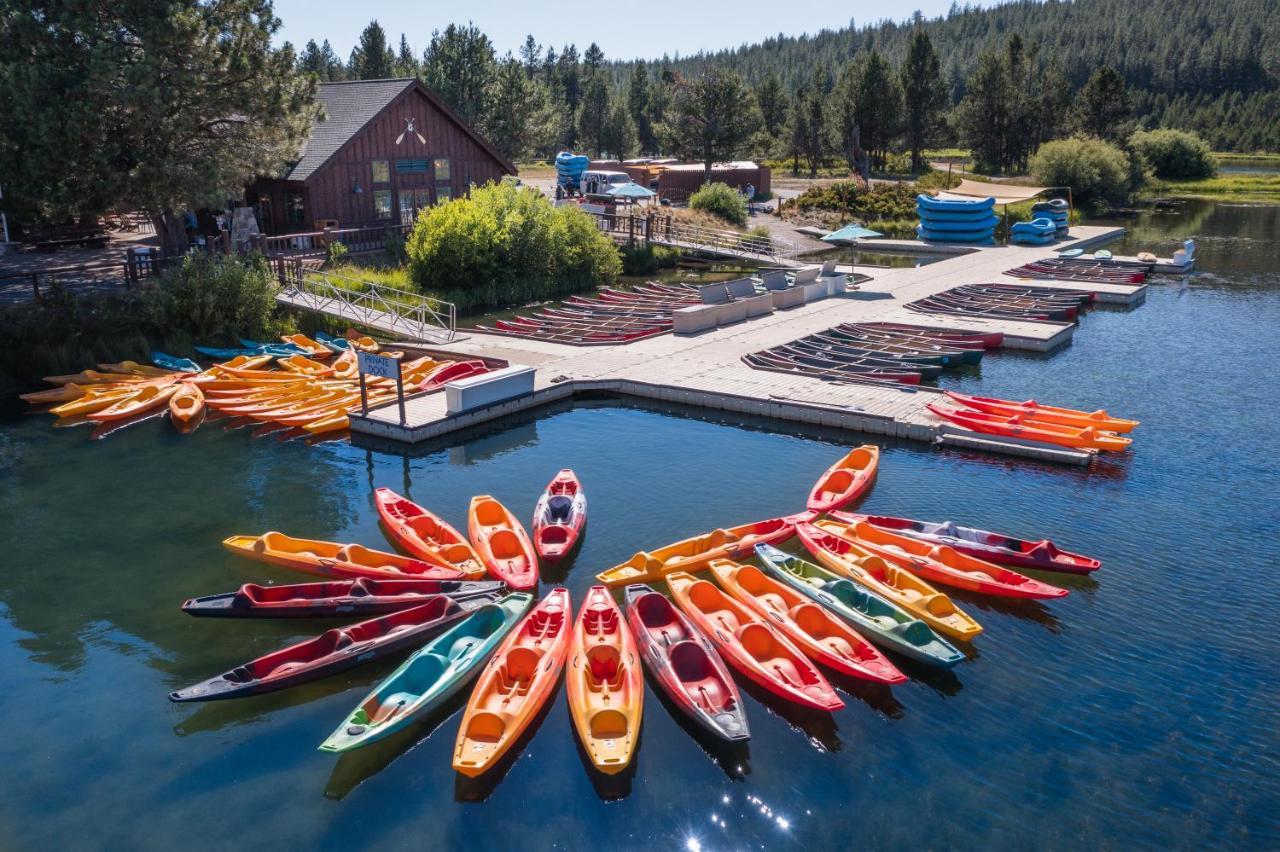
<box><xmin>357</xmin><ymin>351</ymin><xmax>401</xmax><ymax>379</ymax></box>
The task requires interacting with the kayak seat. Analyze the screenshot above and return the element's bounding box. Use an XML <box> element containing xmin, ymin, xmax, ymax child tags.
<box><xmin>546</xmin><ymin>495</ymin><xmax>573</xmax><ymax>522</ymax></box>
<box><xmin>670</xmin><ymin>641</ymin><xmax>715</xmax><ymax>681</ymax></box>
<box><xmin>501</xmin><ymin>646</ymin><xmax>540</xmax><ymax>684</ymax></box>
<box><xmin>539</xmin><ymin>526</ymin><xmax>570</xmax><ymax>547</ymax></box>
<box><xmin>588</xmin><ymin>708</ymin><xmax>629</xmax><ymax>740</ymax></box>
<box><xmin>737</xmin><ymin>622</ymin><xmax>780</xmax><ymax>658</ymax></box>
<box><xmin>790</xmin><ymin>603</ymin><xmax>833</xmax><ymax>635</ymax></box>
<box><xmin>488</xmin><ymin>529</ymin><xmax>525</xmax><ymax>560</ymax></box>
<box><xmin>585</xmin><ymin>645</ymin><xmax>622</xmax><ymax>688</ymax></box>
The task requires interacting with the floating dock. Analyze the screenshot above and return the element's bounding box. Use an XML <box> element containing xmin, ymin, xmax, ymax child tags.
<box><xmin>350</xmin><ymin>226</ymin><xmax>1138</xmax><ymax>467</ymax></box>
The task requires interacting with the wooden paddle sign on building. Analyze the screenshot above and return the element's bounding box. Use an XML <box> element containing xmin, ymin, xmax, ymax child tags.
<box><xmin>357</xmin><ymin>350</ymin><xmax>407</xmax><ymax>424</ymax></box>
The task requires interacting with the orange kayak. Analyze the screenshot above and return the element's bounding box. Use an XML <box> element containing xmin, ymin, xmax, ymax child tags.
<box><xmin>49</xmin><ymin>385</ymin><xmax>142</xmax><ymax>416</ymax></box>
<box><xmin>928</xmin><ymin>403</ymin><xmax>1131</xmax><ymax>452</ymax></box>
<box><xmin>807</xmin><ymin>445</ymin><xmax>879</xmax><ymax>512</ymax></box>
<box><xmin>211</xmin><ymin>354</ymin><xmax>274</xmax><ymax>371</ymax></box>
<box><xmin>453</xmin><ymin>588</ymin><xmax>572</xmax><ymax>776</ymax></box>
<box><xmin>469</xmin><ymin>495</ymin><xmax>540</xmax><ymax>590</ymax></box>
<box><xmin>374</xmin><ymin>488</ymin><xmax>487</xmax><ymax>578</ymax></box>
<box><xmin>595</xmin><ymin>513</ymin><xmax>805</xmax><ymax>587</ymax></box>
<box><xmin>88</xmin><ymin>381</ymin><xmax>181</xmax><ymax>422</ymax></box>
<box><xmin>168</xmin><ymin>383</ymin><xmax>206</xmax><ymax>424</ymax></box>
<box><xmin>281</xmin><ymin>333</ymin><xmax>331</xmax><ymax>358</ymax></box>
<box><xmin>944</xmin><ymin>390</ymin><xmax>1138</xmax><ymax>433</ymax></box>
<box><xmin>21</xmin><ymin>383</ymin><xmax>92</xmax><ymax>404</ymax></box>
<box><xmin>277</xmin><ymin>354</ymin><xmax>335</xmax><ymax>377</ymax></box>
<box><xmin>565</xmin><ymin>586</ymin><xmax>643</xmax><ymax>774</ymax></box>
<box><xmin>44</xmin><ymin>369</ymin><xmax>150</xmax><ymax>386</ymax></box>
<box><xmin>222</xmin><ymin>532</ymin><xmax>465</xmax><ymax>582</ymax></box>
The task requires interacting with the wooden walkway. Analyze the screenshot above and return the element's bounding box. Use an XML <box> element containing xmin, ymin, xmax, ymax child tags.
<box><xmin>349</xmin><ymin>226</ymin><xmax>1136</xmax><ymax>466</ymax></box>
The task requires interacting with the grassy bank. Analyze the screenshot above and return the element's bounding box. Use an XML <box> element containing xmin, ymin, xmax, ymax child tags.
<box><xmin>1147</xmin><ymin>172</ymin><xmax>1280</xmax><ymax>199</ymax></box>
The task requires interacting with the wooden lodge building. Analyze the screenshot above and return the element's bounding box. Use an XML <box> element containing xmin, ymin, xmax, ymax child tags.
<box><xmin>247</xmin><ymin>78</ymin><xmax>516</xmax><ymax>235</ymax></box>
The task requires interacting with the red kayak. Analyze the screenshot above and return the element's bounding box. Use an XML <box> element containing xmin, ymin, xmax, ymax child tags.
<box><xmin>807</xmin><ymin>445</ymin><xmax>879</xmax><ymax>513</ymax></box>
<box><xmin>830</xmin><ymin>511</ymin><xmax>1100</xmax><ymax>574</ymax></box>
<box><xmin>531</xmin><ymin>469</ymin><xmax>587</xmax><ymax>561</ymax></box>
<box><xmin>825</xmin><ymin>518</ymin><xmax>1069</xmax><ymax>600</ymax></box>
<box><xmin>180</xmin><ymin>578</ymin><xmax>507</xmax><ymax>618</ymax></box>
<box><xmin>168</xmin><ymin>594</ymin><xmax>499</xmax><ymax>702</ymax></box>
<box><xmin>667</xmin><ymin>571</ymin><xmax>843</xmax><ymax>712</ymax></box>
<box><xmin>418</xmin><ymin>360</ymin><xmax>490</xmax><ymax>392</ymax></box>
<box><xmin>374</xmin><ymin>487</ymin><xmax>488</xmax><ymax>578</ymax></box>
<box><xmin>623</xmin><ymin>584</ymin><xmax>750</xmax><ymax>742</ymax></box>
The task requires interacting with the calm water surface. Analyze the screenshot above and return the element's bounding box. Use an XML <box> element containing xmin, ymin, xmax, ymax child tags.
<box><xmin>1</xmin><ymin>201</ymin><xmax>1277</xmax><ymax>850</ymax></box>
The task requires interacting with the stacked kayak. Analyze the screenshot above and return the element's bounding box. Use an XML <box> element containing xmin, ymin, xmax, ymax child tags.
<box><xmin>1010</xmin><ymin>217</ymin><xmax>1057</xmax><ymax>246</ymax></box>
<box><xmin>917</xmin><ymin>194</ymin><xmax>998</xmax><ymax>244</ymax></box>
<box><xmin>1031</xmin><ymin>198</ymin><xmax>1070</xmax><ymax>235</ymax></box>
<box><xmin>928</xmin><ymin>402</ymin><xmax>1133</xmax><ymax>452</ymax></box>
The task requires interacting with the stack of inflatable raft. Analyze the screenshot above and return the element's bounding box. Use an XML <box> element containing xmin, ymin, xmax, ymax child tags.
<box><xmin>917</xmin><ymin>194</ymin><xmax>998</xmax><ymax>244</ymax></box>
<box><xmin>555</xmin><ymin>151</ymin><xmax>589</xmax><ymax>189</ymax></box>
<box><xmin>1011</xmin><ymin>199</ymin><xmax>1070</xmax><ymax>246</ymax></box>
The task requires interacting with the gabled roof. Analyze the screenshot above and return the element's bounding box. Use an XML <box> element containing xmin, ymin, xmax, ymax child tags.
<box><xmin>285</xmin><ymin>78</ymin><xmax>516</xmax><ymax>181</ymax></box>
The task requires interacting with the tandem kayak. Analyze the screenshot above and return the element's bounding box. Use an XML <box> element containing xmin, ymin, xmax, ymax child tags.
<box><xmin>222</xmin><ymin>532</ymin><xmax>466</xmax><ymax>582</ymax></box>
<box><xmin>799</xmin><ymin>522</ymin><xmax>983</xmax><ymax>642</ymax></box>
<box><xmin>829</xmin><ymin>512</ymin><xmax>1101</xmax><ymax>575</ymax></box>
<box><xmin>807</xmin><ymin>445</ymin><xmax>879</xmax><ymax>513</ymax></box>
<box><xmin>566</xmin><ymin>586</ymin><xmax>644</xmax><ymax>775</ymax></box>
<box><xmin>943</xmin><ymin>390</ymin><xmax>1139</xmax><ymax>434</ymax></box>
<box><xmin>319</xmin><ymin>593</ymin><xmax>532</xmax><ymax>753</ymax></box>
<box><xmin>623</xmin><ymin>584</ymin><xmax>749</xmax><ymax>742</ymax></box>
<box><xmin>469</xmin><ymin>495</ymin><xmax>540</xmax><ymax>590</ymax></box>
<box><xmin>169</xmin><ymin>594</ymin><xmax>499</xmax><ymax>702</ymax></box>
<box><xmin>531</xmin><ymin>469</ymin><xmax>587</xmax><ymax>561</ymax></box>
<box><xmin>667</xmin><ymin>571</ymin><xmax>843</xmax><ymax>712</ymax></box>
<box><xmin>453</xmin><ymin>588</ymin><xmax>572</xmax><ymax>777</ymax></box>
<box><xmin>180</xmin><ymin>578</ymin><xmax>507</xmax><ymax>618</ymax></box>
<box><xmin>595</xmin><ymin>513</ymin><xmax>805</xmax><ymax>587</ymax></box>
<box><xmin>827</xmin><ymin>518</ymin><xmax>1069</xmax><ymax>600</ymax></box>
<box><xmin>709</xmin><ymin>560</ymin><xmax>905</xmax><ymax>684</ymax></box>
<box><xmin>755</xmin><ymin>544</ymin><xmax>963</xmax><ymax>669</ymax></box>
<box><xmin>374</xmin><ymin>488</ymin><xmax>487</xmax><ymax>579</ymax></box>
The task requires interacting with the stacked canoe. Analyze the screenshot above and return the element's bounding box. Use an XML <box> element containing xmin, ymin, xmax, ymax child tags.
<box><xmin>1005</xmin><ymin>257</ymin><xmax>1148</xmax><ymax>285</ymax></box>
<box><xmin>744</xmin><ymin>321</ymin><xmax>997</xmax><ymax>384</ymax></box>
<box><xmin>471</xmin><ymin>282</ymin><xmax>701</xmax><ymax>345</ymax></box>
<box><xmin>907</xmin><ymin>283</ymin><xmax>1094</xmax><ymax>323</ymax></box>
<box><xmin>917</xmin><ymin>194</ymin><xmax>998</xmax><ymax>244</ymax></box>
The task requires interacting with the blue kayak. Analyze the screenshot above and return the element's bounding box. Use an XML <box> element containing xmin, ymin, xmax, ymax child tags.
<box><xmin>151</xmin><ymin>351</ymin><xmax>201</xmax><ymax>373</ymax></box>
<box><xmin>239</xmin><ymin>338</ymin><xmax>306</xmax><ymax>356</ymax></box>
<box><xmin>194</xmin><ymin>345</ymin><xmax>256</xmax><ymax>360</ymax></box>
<box><xmin>313</xmin><ymin>331</ymin><xmax>351</xmax><ymax>352</ymax></box>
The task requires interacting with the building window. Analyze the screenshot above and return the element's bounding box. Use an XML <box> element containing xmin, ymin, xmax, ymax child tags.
<box><xmin>284</xmin><ymin>193</ymin><xmax>306</xmax><ymax>226</ymax></box>
<box><xmin>414</xmin><ymin>188</ymin><xmax>431</xmax><ymax>210</ymax></box>
<box><xmin>435</xmin><ymin>186</ymin><xmax>453</xmax><ymax>204</ymax></box>
<box><xmin>371</xmin><ymin>160</ymin><xmax>390</xmax><ymax>183</ymax></box>
<box><xmin>373</xmin><ymin>189</ymin><xmax>393</xmax><ymax>219</ymax></box>
<box><xmin>433</xmin><ymin>158</ymin><xmax>451</xmax><ymax>183</ymax></box>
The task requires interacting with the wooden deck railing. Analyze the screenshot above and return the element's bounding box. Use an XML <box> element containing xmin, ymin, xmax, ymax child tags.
<box><xmin>258</xmin><ymin>223</ymin><xmax>411</xmax><ymax>257</ymax></box>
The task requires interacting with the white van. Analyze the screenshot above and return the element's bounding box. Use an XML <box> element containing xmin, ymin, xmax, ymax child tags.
<box><xmin>580</xmin><ymin>170</ymin><xmax>632</xmax><ymax>198</ymax></box>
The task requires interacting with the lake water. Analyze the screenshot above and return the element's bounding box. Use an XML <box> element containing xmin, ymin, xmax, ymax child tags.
<box><xmin>1</xmin><ymin>200</ymin><xmax>1277</xmax><ymax>849</ymax></box>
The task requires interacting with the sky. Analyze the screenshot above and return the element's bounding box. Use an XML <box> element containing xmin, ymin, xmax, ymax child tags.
<box><xmin>272</xmin><ymin>0</ymin><xmax>988</xmax><ymax>63</ymax></box>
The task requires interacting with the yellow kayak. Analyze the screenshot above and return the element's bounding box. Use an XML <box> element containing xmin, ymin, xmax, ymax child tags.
<box><xmin>595</xmin><ymin>515</ymin><xmax>801</xmax><ymax>587</ymax></box>
<box><xmin>277</xmin><ymin>354</ymin><xmax>335</xmax><ymax>377</ymax></box>
<box><xmin>214</xmin><ymin>354</ymin><xmax>274</xmax><ymax>371</ymax></box>
<box><xmin>43</xmin><ymin>369</ymin><xmax>150</xmax><ymax>386</ymax></box>
<box><xmin>97</xmin><ymin>361</ymin><xmax>175</xmax><ymax>377</ymax></box>
<box><xmin>281</xmin><ymin>334</ymin><xmax>331</xmax><ymax>358</ymax></box>
<box><xmin>50</xmin><ymin>384</ymin><xmax>146</xmax><ymax>416</ymax></box>
<box><xmin>169</xmin><ymin>383</ymin><xmax>206</xmax><ymax>425</ymax></box>
<box><xmin>88</xmin><ymin>382</ymin><xmax>181</xmax><ymax>422</ymax></box>
<box><xmin>21</xmin><ymin>383</ymin><xmax>91</xmax><ymax>404</ymax></box>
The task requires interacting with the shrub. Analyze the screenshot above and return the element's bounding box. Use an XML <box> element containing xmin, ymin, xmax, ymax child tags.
<box><xmin>789</xmin><ymin>181</ymin><xmax>918</xmax><ymax>221</ymax></box>
<box><xmin>619</xmin><ymin>244</ymin><xmax>680</xmax><ymax>275</ymax></box>
<box><xmin>325</xmin><ymin>240</ymin><xmax>349</xmax><ymax>266</ymax></box>
<box><xmin>689</xmin><ymin>182</ymin><xmax>748</xmax><ymax>227</ymax></box>
<box><xmin>405</xmin><ymin>182</ymin><xmax>620</xmax><ymax>312</ymax></box>
<box><xmin>1029</xmin><ymin>137</ymin><xmax>1146</xmax><ymax>211</ymax></box>
<box><xmin>1129</xmin><ymin>129</ymin><xmax>1216</xmax><ymax>179</ymax></box>
<box><xmin>143</xmin><ymin>253</ymin><xmax>283</xmax><ymax>341</ymax></box>
<box><xmin>382</xmin><ymin>229</ymin><xmax>407</xmax><ymax>263</ymax></box>
<box><xmin>743</xmin><ymin>225</ymin><xmax>772</xmax><ymax>252</ymax></box>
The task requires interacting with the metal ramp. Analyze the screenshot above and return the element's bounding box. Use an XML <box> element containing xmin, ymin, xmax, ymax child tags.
<box><xmin>276</xmin><ymin>271</ymin><xmax>457</xmax><ymax>344</ymax></box>
<box><xmin>646</xmin><ymin>220</ymin><xmax>804</xmax><ymax>266</ymax></box>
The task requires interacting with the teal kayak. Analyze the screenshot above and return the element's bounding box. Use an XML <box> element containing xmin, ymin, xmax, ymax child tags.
<box><xmin>194</xmin><ymin>345</ymin><xmax>254</xmax><ymax>360</ymax></box>
<box><xmin>754</xmin><ymin>544</ymin><xmax>963</xmax><ymax>669</ymax></box>
<box><xmin>239</xmin><ymin>338</ymin><xmax>306</xmax><ymax>356</ymax></box>
<box><xmin>151</xmin><ymin>351</ymin><xmax>201</xmax><ymax>373</ymax></box>
<box><xmin>313</xmin><ymin>331</ymin><xmax>351</xmax><ymax>352</ymax></box>
<box><xmin>319</xmin><ymin>593</ymin><xmax>532</xmax><ymax>753</ymax></box>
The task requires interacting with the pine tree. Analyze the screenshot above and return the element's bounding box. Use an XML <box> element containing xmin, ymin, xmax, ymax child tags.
<box><xmin>422</xmin><ymin>23</ymin><xmax>496</xmax><ymax>123</ymax></box>
<box><xmin>602</xmin><ymin>99</ymin><xmax>639</xmax><ymax>159</ymax></box>
<box><xmin>1077</xmin><ymin>66</ymin><xmax>1133</xmax><ymax>141</ymax></box>
<box><xmin>659</xmin><ymin>65</ymin><xmax>760</xmax><ymax>176</ymax></box>
<box><xmin>755</xmin><ymin>72</ymin><xmax>789</xmax><ymax>139</ymax></box>
<box><xmin>956</xmin><ymin>48</ymin><xmax>1016</xmax><ymax>172</ymax></box>
<box><xmin>900</xmin><ymin>30</ymin><xmax>944</xmax><ymax>172</ymax></box>
<box><xmin>395</xmin><ymin>35</ymin><xmax>418</xmax><ymax>78</ymax></box>
<box><xmin>627</xmin><ymin>61</ymin><xmax>656</xmax><ymax>154</ymax></box>
<box><xmin>349</xmin><ymin>20</ymin><xmax>395</xmax><ymax>79</ymax></box>
<box><xmin>577</xmin><ymin>75</ymin><xmax>611</xmax><ymax>158</ymax></box>
<box><xmin>483</xmin><ymin>56</ymin><xmax>559</xmax><ymax>161</ymax></box>
<box><xmin>519</xmin><ymin>35</ymin><xmax>541</xmax><ymax>78</ymax></box>
<box><xmin>583</xmin><ymin>43</ymin><xmax>605</xmax><ymax>78</ymax></box>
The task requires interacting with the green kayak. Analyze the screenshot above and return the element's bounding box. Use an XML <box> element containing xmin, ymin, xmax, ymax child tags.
<box><xmin>754</xmin><ymin>544</ymin><xmax>963</xmax><ymax>669</ymax></box>
<box><xmin>319</xmin><ymin>593</ymin><xmax>532</xmax><ymax>753</ymax></box>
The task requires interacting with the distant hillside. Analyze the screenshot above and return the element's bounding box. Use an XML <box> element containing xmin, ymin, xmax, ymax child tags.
<box><xmin>625</xmin><ymin>0</ymin><xmax>1280</xmax><ymax>151</ymax></box>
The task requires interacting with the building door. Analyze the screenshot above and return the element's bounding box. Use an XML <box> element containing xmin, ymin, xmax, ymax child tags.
<box><xmin>399</xmin><ymin>192</ymin><xmax>415</xmax><ymax>226</ymax></box>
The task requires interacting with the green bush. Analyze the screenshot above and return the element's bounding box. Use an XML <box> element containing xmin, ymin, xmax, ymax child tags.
<box><xmin>325</xmin><ymin>240</ymin><xmax>349</xmax><ymax>266</ymax></box>
<box><xmin>619</xmin><ymin>244</ymin><xmax>681</xmax><ymax>275</ymax></box>
<box><xmin>382</xmin><ymin>229</ymin><xmax>407</xmax><ymax>263</ymax></box>
<box><xmin>1129</xmin><ymin>129</ymin><xmax>1216</xmax><ymax>179</ymax></box>
<box><xmin>743</xmin><ymin>225</ymin><xmax>772</xmax><ymax>252</ymax></box>
<box><xmin>1029</xmin><ymin>136</ymin><xmax>1146</xmax><ymax>211</ymax></box>
<box><xmin>689</xmin><ymin>182</ymin><xmax>748</xmax><ymax>227</ymax></box>
<box><xmin>790</xmin><ymin>181</ymin><xmax>919</xmax><ymax>221</ymax></box>
<box><xmin>143</xmin><ymin>253</ymin><xmax>283</xmax><ymax>342</ymax></box>
<box><xmin>405</xmin><ymin>182</ymin><xmax>621</xmax><ymax>313</ymax></box>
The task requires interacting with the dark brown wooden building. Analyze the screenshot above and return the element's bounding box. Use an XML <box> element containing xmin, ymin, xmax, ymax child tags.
<box><xmin>247</xmin><ymin>78</ymin><xmax>517</xmax><ymax>234</ymax></box>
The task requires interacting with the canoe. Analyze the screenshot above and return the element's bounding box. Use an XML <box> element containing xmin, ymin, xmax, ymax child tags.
<box><xmin>181</xmin><ymin>577</ymin><xmax>507</xmax><ymax>618</ymax></box>
<box><xmin>798</xmin><ymin>522</ymin><xmax>983</xmax><ymax>642</ymax></box>
<box><xmin>623</xmin><ymin>584</ymin><xmax>749</xmax><ymax>742</ymax></box>
<box><xmin>666</xmin><ymin>572</ymin><xmax>843</xmax><ymax>711</ymax></box>
<box><xmin>927</xmin><ymin>403</ymin><xmax>1132</xmax><ymax>452</ymax></box>
<box><xmin>87</xmin><ymin>382</ymin><xmax>181</xmax><ymax>422</ymax></box>
<box><xmin>374</xmin><ymin>488</ymin><xmax>487</xmax><ymax>578</ymax></box>
<box><xmin>281</xmin><ymin>334</ymin><xmax>332</xmax><ymax>358</ymax></box>
<box><xmin>97</xmin><ymin>360</ymin><xmax>175</xmax><ymax>377</ymax></box>
<box><xmin>943</xmin><ymin>390</ymin><xmax>1138</xmax><ymax>433</ymax></box>
<box><xmin>595</xmin><ymin>513</ymin><xmax>805</xmax><ymax>587</ymax></box>
<box><xmin>824</xmin><ymin>518</ymin><xmax>1069</xmax><ymax>599</ymax></box>
<box><xmin>531</xmin><ymin>469</ymin><xmax>587</xmax><ymax>561</ymax></box>
<box><xmin>854</xmin><ymin>322</ymin><xmax>1003</xmax><ymax>349</ymax></box>
<box><xmin>319</xmin><ymin>594</ymin><xmax>532</xmax><ymax>752</ymax></box>
<box><xmin>744</xmin><ymin>350</ymin><xmax>924</xmax><ymax>385</ymax></box>
<box><xmin>755</xmin><ymin>544</ymin><xmax>963</xmax><ymax>668</ymax></box>
<box><xmin>709</xmin><ymin>560</ymin><xmax>905</xmax><ymax>684</ymax></box>
<box><xmin>807</xmin><ymin>445</ymin><xmax>879</xmax><ymax>513</ymax></box>
<box><xmin>453</xmin><ymin>588</ymin><xmax>573</xmax><ymax>776</ymax></box>
<box><xmin>469</xmin><ymin>495</ymin><xmax>540</xmax><ymax>590</ymax></box>
<box><xmin>565</xmin><ymin>586</ymin><xmax>644</xmax><ymax>774</ymax></box>
<box><xmin>828</xmin><ymin>512</ymin><xmax>1100</xmax><ymax>575</ymax></box>
<box><xmin>222</xmin><ymin>532</ymin><xmax>467</xmax><ymax>582</ymax></box>
<box><xmin>151</xmin><ymin>352</ymin><xmax>202</xmax><ymax>373</ymax></box>
<box><xmin>168</xmin><ymin>382</ymin><xmax>205</xmax><ymax>424</ymax></box>
<box><xmin>169</xmin><ymin>594</ymin><xmax>498</xmax><ymax>702</ymax></box>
